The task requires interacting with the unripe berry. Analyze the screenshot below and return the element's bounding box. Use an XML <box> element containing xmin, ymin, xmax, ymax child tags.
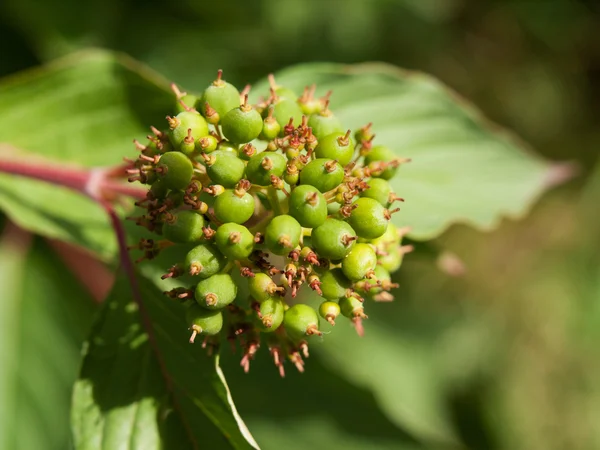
<box><xmin>288</xmin><ymin>185</ymin><xmax>327</xmax><ymax>228</ymax></box>
<box><xmin>246</xmin><ymin>152</ymin><xmax>286</xmax><ymax>186</ymax></box>
<box><xmin>248</xmin><ymin>272</ymin><xmax>282</xmax><ymax>302</ymax></box>
<box><xmin>149</xmin><ymin>179</ymin><xmax>169</xmax><ymax>199</ymax></box>
<box><xmin>175</xmin><ymin>93</ymin><xmax>199</xmax><ymax>113</ymax></box>
<box><xmin>378</xmin><ymin>246</ymin><xmax>404</xmax><ymax>273</ymax></box>
<box><xmin>272</xmin><ymin>98</ymin><xmax>303</xmax><ymax>128</ymax></box>
<box><xmin>186</xmin><ymin>304</ymin><xmax>223</xmax><ymax>342</ymax></box>
<box><xmin>339</xmin><ymin>296</ymin><xmax>367</xmax><ymax>319</ymax></box>
<box><xmin>167</xmin><ymin>111</ymin><xmax>209</xmax><ymax>147</ymax></box>
<box><xmin>364</xmin><ymin>145</ymin><xmax>399</xmax><ymax>180</ymax></box>
<box><xmin>320</xmin><ymin>268</ymin><xmax>352</xmax><ymax>300</ymax></box>
<box><xmin>221</xmin><ymin>102</ymin><xmax>263</xmax><ymax>144</ymax></box>
<box><xmin>184</xmin><ymin>243</ymin><xmax>227</xmax><ymax>278</ymax></box>
<box><xmin>299</xmin><ymin>158</ymin><xmax>344</xmax><ymax>193</ymax></box>
<box><xmin>162</xmin><ymin>210</ymin><xmax>206</xmax><ymax>243</ymax></box>
<box><xmin>319</xmin><ymin>301</ymin><xmax>341</xmax><ymax>325</ymax></box>
<box><xmin>361</xmin><ymin>178</ymin><xmax>392</xmax><ymax>206</ymax></box>
<box><xmin>314</xmin><ymin>131</ymin><xmax>355</xmax><ymax>166</ymax></box>
<box><xmin>312</xmin><ymin>218</ymin><xmax>356</xmax><ymax>260</ymax></box>
<box><xmin>307</xmin><ymin>110</ymin><xmax>343</xmax><ymax>140</ymax></box>
<box><xmin>201</xmin><ymin>71</ymin><xmax>241</xmax><ymax>119</ymax></box>
<box><xmin>195</xmin><ymin>273</ymin><xmax>237</xmax><ymax>310</ymax></box>
<box><xmin>156</xmin><ymin>151</ymin><xmax>194</xmax><ymax>191</ymax></box>
<box><xmin>341</xmin><ymin>243</ymin><xmax>377</xmax><ymax>281</ymax></box>
<box><xmin>260</xmin><ymin>107</ymin><xmax>281</xmax><ymax>140</ymax></box>
<box><xmin>283</xmin><ymin>304</ymin><xmax>321</xmax><ymax>341</ymax></box>
<box><xmin>196</xmin><ymin>135</ymin><xmax>219</xmax><ymax>153</ymax></box>
<box><xmin>348</xmin><ymin>197</ymin><xmax>389</xmax><ymax>239</ymax></box>
<box><xmin>205</xmin><ymin>150</ymin><xmax>246</xmax><ymax>188</ymax></box>
<box><xmin>265</xmin><ymin>215</ymin><xmax>302</xmax><ymax>255</ymax></box>
<box><xmin>214</xmin><ymin>223</ymin><xmax>254</xmax><ymax>260</ymax></box>
<box><xmin>356</xmin><ymin>265</ymin><xmax>392</xmax><ymax>296</ymax></box>
<box><xmin>213</xmin><ymin>189</ymin><xmax>255</xmax><ymax>224</ymax></box>
<box><xmin>255</xmin><ymin>297</ymin><xmax>285</xmax><ymax>332</ymax></box>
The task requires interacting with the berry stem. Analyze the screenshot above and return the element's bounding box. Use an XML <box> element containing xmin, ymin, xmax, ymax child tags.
<box><xmin>267</xmin><ymin>187</ymin><xmax>283</xmax><ymax>216</ymax></box>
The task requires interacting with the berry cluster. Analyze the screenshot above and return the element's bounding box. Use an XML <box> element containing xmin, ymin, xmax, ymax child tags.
<box><xmin>127</xmin><ymin>71</ymin><xmax>412</xmax><ymax>376</ymax></box>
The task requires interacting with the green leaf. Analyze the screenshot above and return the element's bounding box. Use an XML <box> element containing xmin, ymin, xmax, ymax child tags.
<box><xmin>0</xmin><ymin>49</ymin><xmax>173</xmax><ymax>259</ymax></box>
<box><xmin>72</xmin><ymin>272</ymin><xmax>259</xmax><ymax>450</ymax></box>
<box><xmin>0</xmin><ymin>231</ymin><xmax>97</xmax><ymax>450</ymax></box>
<box><xmin>252</xmin><ymin>63</ymin><xmax>559</xmax><ymax>239</ymax></box>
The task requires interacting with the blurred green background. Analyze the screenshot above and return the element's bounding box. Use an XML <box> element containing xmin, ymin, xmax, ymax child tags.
<box><xmin>1</xmin><ymin>0</ymin><xmax>599</xmax><ymax>449</ymax></box>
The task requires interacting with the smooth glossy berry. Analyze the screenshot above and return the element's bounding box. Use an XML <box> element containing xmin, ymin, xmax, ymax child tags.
<box><xmin>248</xmin><ymin>272</ymin><xmax>282</xmax><ymax>302</ymax></box>
<box><xmin>356</xmin><ymin>265</ymin><xmax>391</xmax><ymax>296</ymax></box>
<box><xmin>265</xmin><ymin>215</ymin><xmax>302</xmax><ymax>255</ymax></box>
<box><xmin>364</xmin><ymin>145</ymin><xmax>399</xmax><ymax>180</ymax></box>
<box><xmin>283</xmin><ymin>304</ymin><xmax>321</xmax><ymax>340</ymax></box>
<box><xmin>348</xmin><ymin>197</ymin><xmax>389</xmax><ymax>239</ymax></box>
<box><xmin>246</xmin><ymin>152</ymin><xmax>286</xmax><ymax>186</ymax></box>
<box><xmin>214</xmin><ymin>223</ymin><xmax>254</xmax><ymax>260</ymax></box>
<box><xmin>307</xmin><ymin>110</ymin><xmax>343</xmax><ymax>140</ymax></box>
<box><xmin>339</xmin><ymin>296</ymin><xmax>366</xmax><ymax>319</ymax></box>
<box><xmin>162</xmin><ymin>210</ymin><xmax>205</xmax><ymax>243</ymax></box>
<box><xmin>288</xmin><ymin>185</ymin><xmax>327</xmax><ymax>228</ymax></box>
<box><xmin>196</xmin><ymin>135</ymin><xmax>219</xmax><ymax>153</ymax></box>
<box><xmin>272</xmin><ymin>98</ymin><xmax>303</xmax><ymax>128</ymax></box>
<box><xmin>312</xmin><ymin>218</ymin><xmax>356</xmax><ymax>260</ymax></box>
<box><xmin>186</xmin><ymin>304</ymin><xmax>223</xmax><ymax>342</ymax></box>
<box><xmin>255</xmin><ymin>297</ymin><xmax>285</xmax><ymax>332</ymax></box>
<box><xmin>184</xmin><ymin>243</ymin><xmax>227</xmax><ymax>278</ymax></box>
<box><xmin>168</xmin><ymin>111</ymin><xmax>209</xmax><ymax>148</ymax></box>
<box><xmin>156</xmin><ymin>151</ymin><xmax>194</xmax><ymax>191</ymax></box>
<box><xmin>176</xmin><ymin>93</ymin><xmax>199</xmax><ymax>113</ymax></box>
<box><xmin>213</xmin><ymin>189</ymin><xmax>255</xmax><ymax>224</ymax></box>
<box><xmin>378</xmin><ymin>246</ymin><xmax>404</xmax><ymax>273</ymax></box>
<box><xmin>201</xmin><ymin>71</ymin><xmax>241</xmax><ymax>119</ymax></box>
<box><xmin>205</xmin><ymin>151</ymin><xmax>246</xmax><ymax>188</ymax></box>
<box><xmin>318</xmin><ymin>301</ymin><xmax>341</xmax><ymax>325</ymax></box>
<box><xmin>314</xmin><ymin>131</ymin><xmax>355</xmax><ymax>166</ymax></box>
<box><xmin>260</xmin><ymin>107</ymin><xmax>281</xmax><ymax>140</ymax></box>
<box><xmin>299</xmin><ymin>158</ymin><xmax>344</xmax><ymax>193</ymax></box>
<box><xmin>361</xmin><ymin>178</ymin><xmax>391</xmax><ymax>206</ymax></box>
<box><xmin>320</xmin><ymin>268</ymin><xmax>351</xmax><ymax>300</ymax></box>
<box><xmin>341</xmin><ymin>243</ymin><xmax>377</xmax><ymax>281</ymax></box>
<box><xmin>195</xmin><ymin>273</ymin><xmax>237</xmax><ymax>310</ymax></box>
<box><xmin>221</xmin><ymin>103</ymin><xmax>263</xmax><ymax>144</ymax></box>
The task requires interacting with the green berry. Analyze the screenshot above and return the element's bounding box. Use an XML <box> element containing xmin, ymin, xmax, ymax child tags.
<box><xmin>162</xmin><ymin>210</ymin><xmax>205</xmax><ymax>243</ymax></box>
<box><xmin>274</xmin><ymin>86</ymin><xmax>297</xmax><ymax>101</ymax></box>
<box><xmin>248</xmin><ymin>272</ymin><xmax>281</xmax><ymax>302</ymax></box>
<box><xmin>378</xmin><ymin>246</ymin><xmax>404</xmax><ymax>273</ymax></box>
<box><xmin>167</xmin><ymin>111</ymin><xmax>209</xmax><ymax>147</ymax></box>
<box><xmin>196</xmin><ymin>135</ymin><xmax>219</xmax><ymax>153</ymax></box>
<box><xmin>149</xmin><ymin>179</ymin><xmax>169</xmax><ymax>199</ymax></box>
<box><xmin>283</xmin><ymin>304</ymin><xmax>321</xmax><ymax>340</ymax></box>
<box><xmin>314</xmin><ymin>131</ymin><xmax>355</xmax><ymax>166</ymax></box>
<box><xmin>299</xmin><ymin>158</ymin><xmax>344</xmax><ymax>193</ymax></box>
<box><xmin>364</xmin><ymin>145</ymin><xmax>399</xmax><ymax>180</ymax></box>
<box><xmin>307</xmin><ymin>111</ymin><xmax>343</xmax><ymax>140</ymax></box>
<box><xmin>369</xmin><ymin>223</ymin><xmax>401</xmax><ymax>249</ymax></box>
<box><xmin>356</xmin><ymin>265</ymin><xmax>391</xmax><ymax>296</ymax></box>
<box><xmin>339</xmin><ymin>296</ymin><xmax>365</xmax><ymax>319</ymax></box>
<box><xmin>265</xmin><ymin>215</ymin><xmax>302</xmax><ymax>255</ymax></box>
<box><xmin>214</xmin><ymin>223</ymin><xmax>254</xmax><ymax>260</ymax></box>
<box><xmin>184</xmin><ymin>243</ymin><xmax>227</xmax><ymax>278</ymax></box>
<box><xmin>221</xmin><ymin>105</ymin><xmax>263</xmax><ymax>144</ymax></box>
<box><xmin>260</xmin><ymin>107</ymin><xmax>281</xmax><ymax>140</ymax></box>
<box><xmin>361</xmin><ymin>178</ymin><xmax>391</xmax><ymax>206</ymax></box>
<box><xmin>201</xmin><ymin>71</ymin><xmax>241</xmax><ymax>119</ymax></box>
<box><xmin>341</xmin><ymin>243</ymin><xmax>377</xmax><ymax>281</ymax></box>
<box><xmin>318</xmin><ymin>301</ymin><xmax>341</xmax><ymax>325</ymax></box>
<box><xmin>246</xmin><ymin>152</ymin><xmax>286</xmax><ymax>186</ymax></box>
<box><xmin>288</xmin><ymin>185</ymin><xmax>327</xmax><ymax>228</ymax></box>
<box><xmin>348</xmin><ymin>197</ymin><xmax>389</xmax><ymax>239</ymax></box>
<box><xmin>255</xmin><ymin>297</ymin><xmax>285</xmax><ymax>332</ymax></box>
<box><xmin>272</xmin><ymin>99</ymin><xmax>303</xmax><ymax>128</ymax></box>
<box><xmin>312</xmin><ymin>218</ymin><xmax>356</xmax><ymax>260</ymax></box>
<box><xmin>205</xmin><ymin>150</ymin><xmax>246</xmax><ymax>188</ymax></box>
<box><xmin>175</xmin><ymin>93</ymin><xmax>199</xmax><ymax>113</ymax></box>
<box><xmin>186</xmin><ymin>304</ymin><xmax>223</xmax><ymax>341</ymax></box>
<box><xmin>213</xmin><ymin>189</ymin><xmax>255</xmax><ymax>224</ymax></box>
<box><xmin>156</xmin><ymin>151</ymin><xmax>193</xmax><ymax>191</ymax></box>
<box><xmin>320</xmin><ymin>268</ymin><xmax>351</xmax><ymax>300</ymax></box>
<box><xmin>195</xmin><ymin>273</ymin><xmax>237</xmax><ymax>310</ymax></box>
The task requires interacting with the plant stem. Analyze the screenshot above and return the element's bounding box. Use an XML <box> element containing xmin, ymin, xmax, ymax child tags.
<box><xmin>267</xmin><ymin>187</ymin><xmax>283</xmax><ymax>216</ymax></box>
<box><xmin>0</xmin><ymin>158</ymin><xmax>146</xmax><ymax>200</ymax></box>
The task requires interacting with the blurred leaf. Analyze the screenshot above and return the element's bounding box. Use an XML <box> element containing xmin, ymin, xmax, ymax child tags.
<box><xmin>0</xmin><ymin>49</ymin><xmax>173</xmax><ymax>259</ymax></box>
<box><xmin>0</xmin><ymin>230</ymin><xmax>96</xmax><ymax>450</ymax></box>
<box><xmin>252</xmin><ymin>63</ymin><xmax>558</xmax><ymax>240</ymax></box>
<box><xmin>72</xmin><ymin>273</ymin><xmax>258</xmax><ymax>450</ymax></box>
